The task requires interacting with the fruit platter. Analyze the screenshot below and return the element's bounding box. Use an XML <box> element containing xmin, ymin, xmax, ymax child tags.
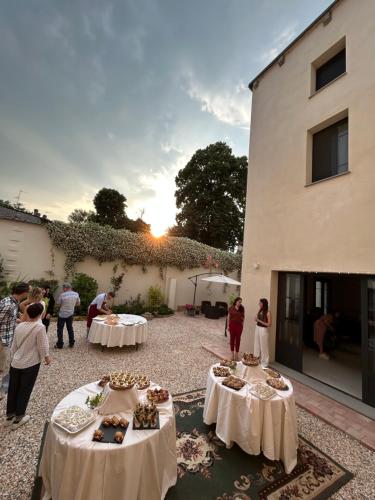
<box><xmin>248</xmin><ymin>383</ymin><xmax>276</xmax><ymax>400</ymax></box>
<box><xmin>93</xmin><ymin>415</ymin><xmax>129</xmax><ymax>444</ymax></box>
<box><xmin>220</xmin><ymin>359</ymin><xmax>237</xmax><ymax>369</ymax></box>
<box><xmin>266</xmin><ymin>378</ymin><xmax>289</xmax><ymax>391</ymax></box>
<box><xmin>213</xmin><ymin>366</ymin><xmax>231</xmax><ymax>377</ymax></box>
<box><xmin>133</xmin><ymin>403</ymin><xmax>159</xmax><ymax>429</ymax></box>
<box><xmin>53</xmin><ymin>406</ymin><xmax>96</xmax><ymax>434</ymax></box>
<box><xmin>242</xmin><ymin>353</ymin><xmax>260</xmax><ymax>366</ymax></box>
<box><xmin>222</xmin><ymin>375</ymin><xmax>246</xmax><ymax>391</ymax></box>
<box><xmin>147</xmin><ymin>388</ymin><xmax>169</xmax><ymax>404</ymax></box>
<box><xmin>109</xmin><ymin>371</ymin><xmax>137</xmax><ymax>390</ymax></box>
<box><xmin>263</xmin><ymin>368</ymin><xmax>281</xmax><ymax>379</ymax></box>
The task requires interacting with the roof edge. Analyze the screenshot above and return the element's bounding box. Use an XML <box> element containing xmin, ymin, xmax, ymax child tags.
<box><xmin>248</xmin><ymin>0</ymin><xmax>341</xmax><ymax>91</ymax></box>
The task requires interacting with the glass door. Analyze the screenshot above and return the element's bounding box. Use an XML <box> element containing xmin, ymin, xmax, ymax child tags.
<box><xmin>276</xmin><ymin>273</ymin><xmax>304</xmax><ymax>371</ymax></box>
<box><xmin>362</xmin><ymin>278</ymin><xmax>375</xmax><ymax>407</ymax></box>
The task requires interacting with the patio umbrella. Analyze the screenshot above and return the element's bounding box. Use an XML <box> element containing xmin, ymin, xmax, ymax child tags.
<box><xmin>201</xmin><ymin>275</ymin><xmax>241</xmax><ymax>285</ymax></box>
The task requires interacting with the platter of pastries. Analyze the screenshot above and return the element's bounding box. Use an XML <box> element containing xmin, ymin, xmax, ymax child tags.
<box><xmin>93</xmin><ymin>415</ymin><xmax>129</xmax><ymax>444</ymax></box>
<box><xmin>109</xmin><ymin>371</ymin><xmax>137</xmax><ymax>390</ymax></box>
<box><xmin>222</xmin><ymin>376</ymin><xmax>246</xmax><ymax>391</ymax></box>
<box><xmin>147</xmin><ymin>388</ymin><xmax>169</xmax><ymax>404</ymax></box>
<box><xmin>249</xmin><ymin>383</ymin><xmax>276</xmax><ymax>400</ymax></box>
<box><xmin>263</xmin><ymin>368</ymin><xmax>281</xmax><ymax>379</ymax></box>
<box><xmin>220</xmin><ymin>360</ymin><xmax>237</xmax><ymax>369</ymax></box>
<box><xmin>213</xmin><ymin>366</ymin><xmax>231</xmax><ymax>377</ymax></box>
<box><xmin>266</xmin><ymin>378</ymin><xmax>289</xmax><ymax>391</ymax></box>
<box><xmin>242</xmin><ymin>353</ymin><xmax>260</xmax><ymax>366</ymax></box>
<box><xmin>53</xmin><ymin>406</ymin><xmax>96</xmax><ymax>434</ymax></box>
<box><xmin>133</xmin><ymin>403</ymin><xmax>159</xmax><ymax>429</ymax></box>
<box><xmin>135</xmin><ymin>376</ymin><xmax>150</xmax><ymax>390</ymax></box>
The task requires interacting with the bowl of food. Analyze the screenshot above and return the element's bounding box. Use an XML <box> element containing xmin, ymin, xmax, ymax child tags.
<box><xmin>242</xmin><ymin>353</ymin><xmax>260</xmax><ymax>366</ymax></box>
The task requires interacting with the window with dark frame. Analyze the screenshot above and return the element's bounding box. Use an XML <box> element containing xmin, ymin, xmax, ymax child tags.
<box><xmin>312</xmin><ymin>118</ymin><xmax>348</xmax><ymax>183</ymax></box>
<box><xmin>316</xmin><ymin>48</ymin><xmax>346</xmax><ymax>91</ymax></box>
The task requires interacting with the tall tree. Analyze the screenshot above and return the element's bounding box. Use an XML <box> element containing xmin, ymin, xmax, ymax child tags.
<box><xmin>171</xmin><ymin>142</ymin><xmax>247</xmax><ymax>250</ymax></box>
<box><xmin>93</xmin><ymin>188</ymin><xmax>128</xmax><ymax>229</ymax></box>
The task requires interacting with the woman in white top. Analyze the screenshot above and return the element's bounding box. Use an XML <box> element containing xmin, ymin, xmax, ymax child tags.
<box><xmin>19</xmin><ymin>287</ymin><xmax>46</xmax><ymax>323</ymax></box>
<box><xmin>253</xmin><ymin>298</ymin><xmax>272</xmax><ymax>368</ymax></box>
<box><xmin>5</xmin><ymin>302</ymin><xmax>50</xmax><ymax>429</ymax></box>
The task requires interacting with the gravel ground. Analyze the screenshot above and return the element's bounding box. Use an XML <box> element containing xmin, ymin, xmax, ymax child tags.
<box><xmin>0</xmin><ymin>313</ymin><xmax>374</xmax><ymax>499</ymax></box>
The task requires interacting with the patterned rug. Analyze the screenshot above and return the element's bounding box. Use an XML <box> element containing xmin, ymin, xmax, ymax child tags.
<box><xmin>166</xmin><ymin>389</ymin><xmax>353</xmax><ymax>500</ymax></box>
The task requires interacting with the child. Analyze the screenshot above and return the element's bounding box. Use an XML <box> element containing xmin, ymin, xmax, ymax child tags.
<box><xmin>5</xmin><ymin>302</ymin><xmax>51</xmax><ymax>429</ymax></box>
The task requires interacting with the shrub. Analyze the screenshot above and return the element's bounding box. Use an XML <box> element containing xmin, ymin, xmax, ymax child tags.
<box><xmin>157</xmin><ymin>304</ymin><xmax>174</xmax><ymax>316</ymax></box>
<box><xmin>112</xmin><ymin>295</ymin><xmax>146</xmax><ymax>315</ymax></box>
<box><xmin>147</xmin><ymin>285</ymin><xmax>165</xmax><ymax>310</ymax></box>
<box><xmin>71</xmin><ymin>273</ymin><xmax>98</xmax><ymax>314</ymax></box>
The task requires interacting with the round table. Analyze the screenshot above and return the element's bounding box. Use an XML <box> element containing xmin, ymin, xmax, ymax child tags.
<box><xmin>203</xmin><ymin>363</ymin><xmax>298</xmax><ymax>473</ymax></box>
<box><xmin>88</xmin><ymin>314</ymin><xmax>148</xmax><ymax>348</ymax></box>
<box><xmin>39</xmin><ymin>381</ymin><xmax>177</xmax><ymax>500</ymax></box>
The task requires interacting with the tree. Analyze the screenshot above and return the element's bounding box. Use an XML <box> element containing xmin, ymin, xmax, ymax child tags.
<box><xmin>125</xmin><ymin>217</ymin><xmax>151</xmax><ymax>233</ymax></box>
<box><xmin>93</xmin><ymin>188</ymin><xmax>128</xmax><ymax>229</ymax></box>
<box><xmin>68</xmin><ymin>209</ymin><xmax>96</xmax><ymax>224</ymax></box>
<box><xmin>170</xmin><ymin>142</ymin><xmax>247</xmax><ymax>251</ymax></box>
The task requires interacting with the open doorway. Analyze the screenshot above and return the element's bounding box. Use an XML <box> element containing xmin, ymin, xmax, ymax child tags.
<box><xmin>303</xmin><ymin>274</ymin><xmax>362</xmax><ymax>398</ymax></box>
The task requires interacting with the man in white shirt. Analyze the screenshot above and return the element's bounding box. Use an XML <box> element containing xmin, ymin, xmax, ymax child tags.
<box><xmin>86</xmin><ymin>291</ymin><xmax>115</xmax><ymax>335</ymax></box>
<box><xmin>55</xmin><ymin>283</ymin><xmax>80</xmax><ymax>349</ymax></box>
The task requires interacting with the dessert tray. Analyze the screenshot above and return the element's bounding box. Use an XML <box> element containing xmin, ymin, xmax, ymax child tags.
<box><xmin>266</xmin><ymin>378</ymin><xmax>289</xmax><ymax>391</ymax></box>
<box><xmin>220</xmin><ymin>360</ymin><xmax>237</xmax><ymax>369</ymax></box>
<box><xmin>263</xmin><ymin>368</ymin><xmax>281</xmax><ymax>378</ymax></box>
<box><xmin>133</xmin><ymin>403</ymin><xmax>160</xmax><ymax>429</ymax></box>
<box><xmin>136</xmin><ymin>376</ymin><xmax>150</xmax><ymax>390</ymax></box>
<box><xmin>109</xmin><ymin>372</ymin><xmax>137</xmax><ymax>390</ymax></box>
<box><xmin>242</xmin><ymin>353</ymin><xmax>260</xmax><ymax>366</ymax></box>
<box><xmin>53</xmin><ymin>406</ymin><xmax>96</xmax><ymax>434</ymax></box>
<box><xmin>222</xmin><ymin>376</ymin><xmax>246</xmax><ymax>391</ymax></box>
<box><xmin>249</xmin><ymin>383</ymin><xmax>276</xmax><ymax>400</ymax></box>
<box><xmin>93</xmin><ymin>415</ymin><xmax>129</xmax><ymax>444</ymax></box>
<box><xmin>213</xmin><ymin>366</ymin><xmax>231</xmax><ymax>378</ymax></box>
<box><xmin>147</xmin><ymin>388</ymin><xmax>169</xmax><ymax>404</ymax></box>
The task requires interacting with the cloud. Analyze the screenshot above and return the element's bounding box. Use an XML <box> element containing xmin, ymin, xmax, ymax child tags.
<box><xmin>259</xmin><ymin>24</ymin><xmax>298</xmax><ymax>64</ymax></box>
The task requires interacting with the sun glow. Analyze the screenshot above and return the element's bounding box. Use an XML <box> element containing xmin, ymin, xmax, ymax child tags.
<box><xmin>151</xmin><ymin>224</ymin><xmax>167</xmax><ymax>238</ymax></box>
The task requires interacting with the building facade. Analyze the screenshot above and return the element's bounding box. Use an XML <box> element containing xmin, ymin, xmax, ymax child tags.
<box><xmin>241</xmin><ymin>0</ymin><xmax>375</xmax><ymax>407</ymax></box>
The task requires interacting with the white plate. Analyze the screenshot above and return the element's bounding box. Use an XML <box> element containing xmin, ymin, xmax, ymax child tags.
<box><xmin>52</xmin><ymin>413</ymin><xmax>97</xmax><ymax>434</ymax></box>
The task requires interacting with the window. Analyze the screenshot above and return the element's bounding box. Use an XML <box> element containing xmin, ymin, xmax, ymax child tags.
<box><xmin>312</xmin><ymin>118</ymin><xmax>348</xmax><ymax>182</ymax></box>
<box><xmin>316</xmin><ymin>49</ymin><xmax>346</xmax><ymax>91</ymax></box>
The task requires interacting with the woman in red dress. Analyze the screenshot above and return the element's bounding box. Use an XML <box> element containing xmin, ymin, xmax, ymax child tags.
<box><xmin>228</xmin><ymin>297</ymin><xmax>245</xmax><ymax>361</ymax></box>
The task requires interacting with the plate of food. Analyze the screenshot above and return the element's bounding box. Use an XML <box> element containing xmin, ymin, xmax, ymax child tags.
<box><xmin>147</xmin><ymin>388</ymin><xmax>169</xmax><ymax>404</ymax></box>
<box><xmin>263</xmin><ymin>368</ymin><xmax>281</xmax><ymax>378</ymax></box>
<box><xmin>249</xmin><ymin>383</ymin><xmax>276</xmax><ymax>400</ymax></box>
<box><xmin>266</xmin><ymin>378</ymin><xmax>289</xmax><ymax>391</ymax></box>
<box><xmin>222</xmin><ymin>375</ymin><xmax>246</xmax><ymax>391</ymax></box>
<box><xmin>133</xmin><ymin>403</ymin><xmax>160</xmax><ymax>429</ymax></box>
<box><xmin>94</xmin><ymin>315</ymin><xmax>108</xmax><ymax>321</ymax></box>
<box><xmin>136</xmin><ymin>375</ymin><xmax>150</xmax><ymax>390</ymax></box>
<box><xmin>93</xmin><ymin>415</ymin><xmax>129</xmax><ymax>444</ymax></box>
<box><xmin>220</xmin><ymin>359</ymin><xmax>237</xmax><ymax>369</ymax></box>
<box><xmin>53</xmin><ymin>406</ymin><xmax>96</xmax><ymax>434</ymax></box>
<box><xmin>242</xmin><ymin>353</ymin><xmax>260</xmax><ymax>366</ymax></box>
<box><xmin>109</xmin><ymin>371</ymin><xmax>137</xmax><ymax>390</ymax></box>
<box><xmin>213</xmin><ymin>366</ymin><xmax>231</xmax><ymax>377</ymax></box>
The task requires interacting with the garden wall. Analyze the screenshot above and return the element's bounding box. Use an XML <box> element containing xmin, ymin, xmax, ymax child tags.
<box><xmin>0</xmin><ymin>219</ymin><xmax>240</xmax><ymax>308</ymax></box>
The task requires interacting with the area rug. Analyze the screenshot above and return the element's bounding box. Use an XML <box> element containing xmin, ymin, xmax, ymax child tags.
<box><xmin>32</xmin><ymin>389</ymin><xmax>353</xmax><ymax>500</ymax></box>
<box><xmin>166</xmin><ymin>389</ymin><xmax>353</xmax><ymax>500</ymax></box>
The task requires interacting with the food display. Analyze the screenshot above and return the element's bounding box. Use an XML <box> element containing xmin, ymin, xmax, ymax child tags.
<box><xmin>222</xmin><ymin>376</ymin><xmax>246</xmax><ymax>391</ymax></box>
<box><xmin>136</xmin><ymin>376</ymin><xmax>150</xmax><ymax>390</ymax></box>
<box><xmin>105</xmin><ymin>314</ymin><xmax>120</xmax><ymax>325</ymax></box>
<box><xmin>53</xmin><ymin>406</ymin><xmax>96</xmax><ymax>434</ymax></box>
<box><xmin>263</xmin><ymin>368</ymin><xmax>281</xmax><ymax>379</ymax></box>
<box><xmin>213</xmin><ymin>366</ymin><xmax>231</xmax><ymax>377</ymax></box>
<box><xmin>133</xmin><ymin>403</ymin><xmax>159</xmax><ymax>429</ymax></box>
<box><xmin>93</xmin><ymin>415</ymin><xmax>129</xmax><ymax>444</ymax></box>
<box><xmin>147</xmin><ymin>388</ymin><xmax>169</xmax><ymax>404</ymax></box>
<box><xmin>93</xmin><ymin>429</ymin><xmax>104</xmax><ymax>441</ymax></box>
<box><xmin>266</xmin><ymin>378</ymin><xmax>289</xmax><ymax>391</ymax></box>
<box><xmin>98</xmin><ymin>375</ymin><xmax>110</xmax><ymax>387</ymax></box>
<box><xmin>242</xmin><ymin>353</ymin><xmax>260</xmax><ymax>366</ymax></box>
<box><xmin>220</xmin><ymin>360</ymin><xmax>237</xmax><ymax>369</ymax></box>
<box><xmin>109</xmin><ymin>372</ymin><xmax>137</xmax><ymax>390</ymax></box>
<box><xmin>114</xmin><ymin>431</ymin><xmax>124</xmax><ymax>443</ymax></box>
<box><xmin>249</xmin><ymin>383</ymin><xmax>276</xmax><ymax>400</ymax></box>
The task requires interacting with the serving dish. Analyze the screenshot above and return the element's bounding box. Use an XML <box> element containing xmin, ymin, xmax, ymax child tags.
<box><xmin>52</xmin><ymin>406</ymin><xmax>96</xmax><ymax>434</ymax></box>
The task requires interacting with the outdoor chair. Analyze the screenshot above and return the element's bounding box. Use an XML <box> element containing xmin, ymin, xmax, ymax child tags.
<box><xmin>215</xmin><ymin>301</ymin><xmax>228</xmax><ymax>317</ymax></box>
<box><xmin>201</xmin><ymin>301</ymin><xmax>211</xmax><ymax>315</ymax></box>
<box><xmin>205</xmin><ymin>305</ymin><xmax>221</xmax><ymax>319</ymax></box>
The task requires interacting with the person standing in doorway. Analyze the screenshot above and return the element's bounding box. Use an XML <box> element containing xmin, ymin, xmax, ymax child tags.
<box><xmin>0</xmin><ymin>283</ymin><xmax>30</xmax><ymax>400</ymax></box>
<box><xmin>254</xmin><ymin>298</ymin><xmax>271</xmax><ymax>368</ymax></box>
<box><xmin>55</xmin><ymin>283</ymin><xmax>80</xmax><ymax>349</ymax></box>
<box><xmin>228</xmin><ymin>297</ymin><xmax>245</xmax><ymax>361</ymax></box>
<box><xmin>313</xmin><ymin>312</ymin><xmax>334</xmax><ymax>360</ymax></box>
<box><xmin>86</xmin><ymin>291</ymin><xmax>115</xmax><ymax>335</ymax></box>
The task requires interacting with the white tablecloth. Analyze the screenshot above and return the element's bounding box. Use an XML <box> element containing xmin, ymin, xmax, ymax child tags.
<box><xmin>40</xmin><ymin>381</ymin><xmax>177</xmax><ymax>500</ymax></box>
<box><xmin>88</xmin><ymin>314</ymin><xmax>148</xmax><ymax>347</ymax></box>
<box><xmin>203</xmin><ymin>363</ymin><xmax>298</xmax><ymax>473</ymax></box>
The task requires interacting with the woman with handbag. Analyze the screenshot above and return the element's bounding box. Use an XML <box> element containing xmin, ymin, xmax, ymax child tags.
<box><xmin>4</xmin><ymin>302</ymin><xmax>51</xmax><ymax>429</ymax></box>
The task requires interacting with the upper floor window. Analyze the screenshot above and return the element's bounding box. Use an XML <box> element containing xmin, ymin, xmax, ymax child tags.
<box><xmin>312</xmin><ymin>118</ymin><xmax>348</xmax><ymax>182</ymax></box>
<box><xmin>316</xmin><ymin>49</ymin><xmax>346</xmax><ymax>91</ymax></box>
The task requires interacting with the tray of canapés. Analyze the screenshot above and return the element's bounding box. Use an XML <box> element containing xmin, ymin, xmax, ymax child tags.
<box><xmin>93</xmin><ymin>415</ymin><xmax>129</xmax><ymax>444</ymax></box>
<box><xmin>249</xmin><ymin>383</ymin><xmax>276</xmax><ymax>400</ymax></box>
<box><xmin>53</xmin><ymin>406</ymin><xmax>96</xmax><ymax>434</ymax></box>
<box><xmin>213</xmin><ymin>366</ymin><xmax>231</xmax><ymax>378</ymax></box>
<box><xmin>263</xmin><ymin>368</ymin><xmax>281</xmax><ymax>378</ymax></box>
<box><xmin>133</xmin><ymin>403</ymin><xmax>159</xmax><ymax>430</ymax></box>
<box><xmin>98</xmin><ymin>372</ymin><xmax>150</xmax><ymax>390</ymax></box>
<box><xmin>147</xmin><ymin>388</ymin><xmax>169</xmax><ymax>404</ymax></box>
<box><xmin>242</xmin><ymin>353</ymin><xmax>260</xmax><ymax>366</ymax></box>
<box><xmin>266</xmin><ymin>377</ymin><xmax>289</xmax><ymax>391</ymax></box>
<box><xmin>220</xmin><ymin>359</ymin><xmax>237</xmax><ymax>369</ymax></box>
<box><xmin>222</xmin><ymin>375</ymin><xmax>247</xmax><ymax>391</ymax></box>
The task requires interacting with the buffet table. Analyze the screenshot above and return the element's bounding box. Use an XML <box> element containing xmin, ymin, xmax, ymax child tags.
<box><xmin>203</xmin><ymin>363</ymin><xmax>298</xmax><ymax>473</ymax></box>
<box><xmin>39</xmin><ymin>380</ymin><xmax>177</xmax><ymax>500</ymax></box>
<box><xmin>88</xmin><ymin>314</ymin><xmax>148</xmax><ymax>348</ymax></box>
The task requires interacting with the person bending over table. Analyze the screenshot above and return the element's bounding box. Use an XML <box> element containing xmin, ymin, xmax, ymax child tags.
<box><xmin>254</xmin><ymin>298</ymin><xmax>271</xmax><ymax>368</ymax></box>
<box><xmin>86</xmin><ymin>291</ymin><xmax>115</xmax><ymax>335</ymax></box>
<box><xmin>228</xmin><ymin>297</ymin><xmax>245</xmax><ymax>361</ymax></box>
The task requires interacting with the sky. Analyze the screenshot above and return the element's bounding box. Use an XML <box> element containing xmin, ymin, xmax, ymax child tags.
<box><xmin>0</xmin><ymin>0</ymin><xmax>332</xmax><ymax>236</ymax></box>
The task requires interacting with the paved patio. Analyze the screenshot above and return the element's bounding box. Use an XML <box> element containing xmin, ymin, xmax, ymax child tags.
<box><xmin>0</xmin><ymin>313</ymin><xmax>374</xmax><ymax>499</ymax></box>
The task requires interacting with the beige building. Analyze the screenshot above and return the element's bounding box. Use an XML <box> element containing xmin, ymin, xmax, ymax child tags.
<box><xmin>241</xmin><ymin>0</ymin><xmax>375</xmax><ymax>407</ymax></box>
